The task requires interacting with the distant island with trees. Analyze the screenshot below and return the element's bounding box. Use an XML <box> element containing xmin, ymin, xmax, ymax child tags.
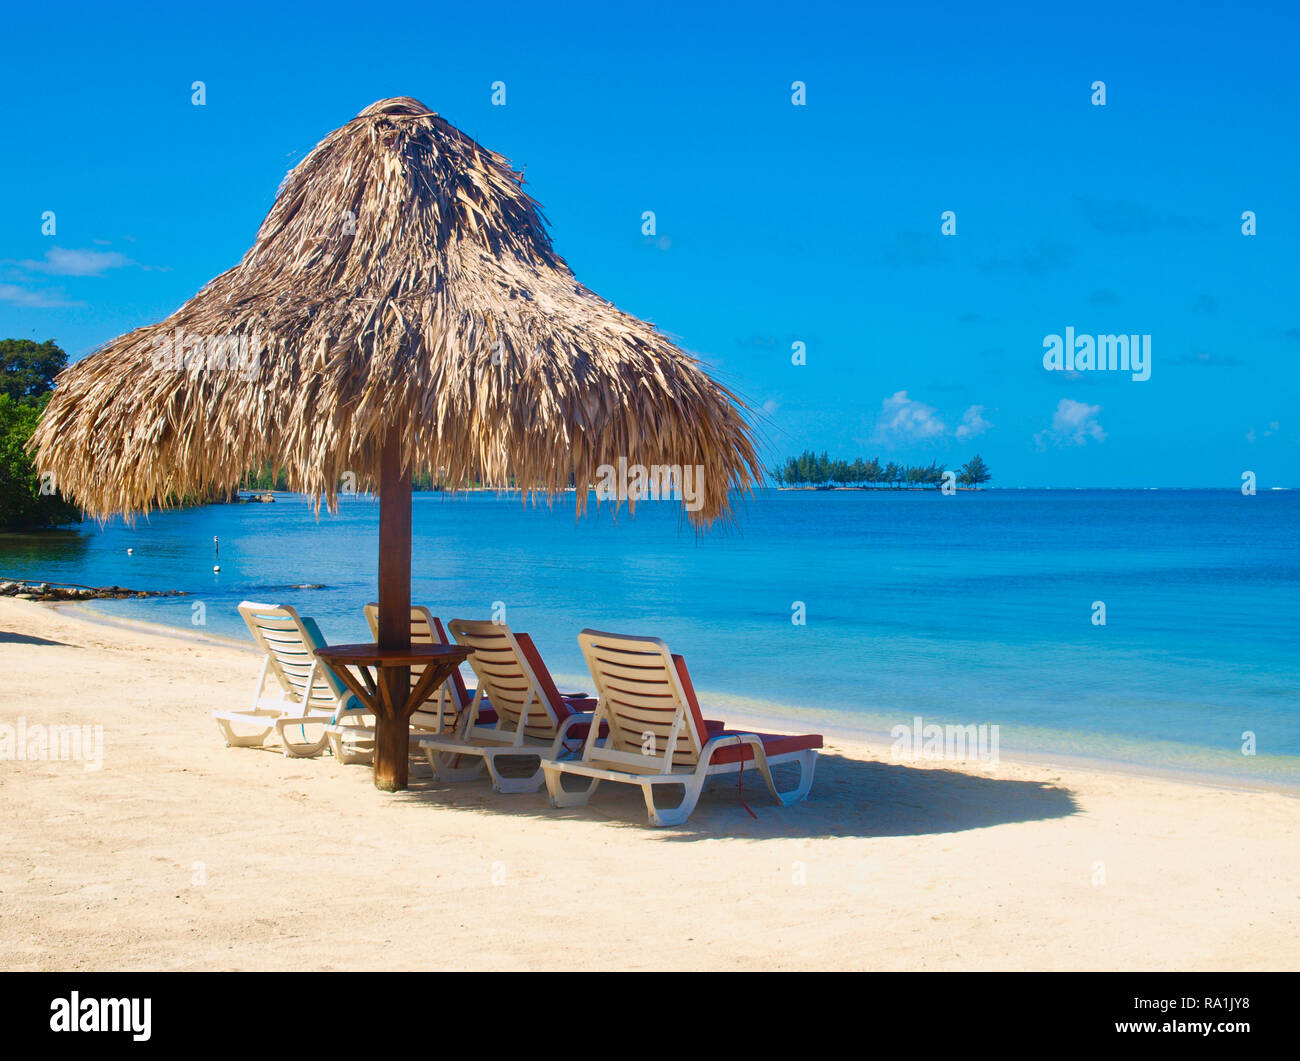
<box><xmin>772</xmin><ymin>451</ymin><xmax>991</xmax><ymax>490</ymax></box>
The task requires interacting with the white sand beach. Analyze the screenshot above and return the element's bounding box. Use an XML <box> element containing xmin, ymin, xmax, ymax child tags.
<box><xmin>1</xmin><ymin>596</ymin><xmax>1296</xmax><ymax>972</ymax></box>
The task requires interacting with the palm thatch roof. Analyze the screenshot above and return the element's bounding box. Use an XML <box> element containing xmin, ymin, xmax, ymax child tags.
<box><xmin>32</xmin><ymin>97</ymin><xmax>760</xmax><ymax>525</ymax></box>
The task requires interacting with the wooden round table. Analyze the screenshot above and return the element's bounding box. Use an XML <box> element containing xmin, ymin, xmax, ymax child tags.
<box><xmin>314</xmin><ymin>643</ymin><xmax>473</xmax><ymax>719</ymax></box>
<box><xmin>314</xmin><ymin>643</ymin><xmax>473</xmax><ymax>790</ymax></box>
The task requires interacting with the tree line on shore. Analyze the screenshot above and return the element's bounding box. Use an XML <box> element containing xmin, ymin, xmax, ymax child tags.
<box><xmin>772</xmin><ymin>450</ymin><xmax>991</xmax><ymax>489</ymax></box>
<box><xmin>240</xmin><ymin>465</ymin><xmax>500</xmax><ymax>492</ymax></box>
<box><xmin>1</xmin><ymin>340</ymin><xmax>81</xmax><ymax>529</ymax></box>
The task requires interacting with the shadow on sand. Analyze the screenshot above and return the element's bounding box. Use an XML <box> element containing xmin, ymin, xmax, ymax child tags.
<box><xmin>379</xmin><ymin>750</ymin><xmax>1079</xmax><ymax>839</ymax></box>
<box><xmin>0</xmin><ymin>630</ymin><xmax>70</xmax><ymax>647</ymax></box>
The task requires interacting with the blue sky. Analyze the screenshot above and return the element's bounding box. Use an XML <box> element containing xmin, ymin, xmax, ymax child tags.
<box><xmin>2</xmin><ymin>0</ymin><xmax>1298</xmax><ymax>487</ymax></box>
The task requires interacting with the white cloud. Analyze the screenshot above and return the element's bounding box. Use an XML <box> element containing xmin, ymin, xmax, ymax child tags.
<box><xmin>872</xmin><ymin>390</ymin><xmax>947</xmax><ymax>445</ymax></box>
<box><xmin>760</xmin><ymin>398</ymin><xmax>780</xmax><ymax>415</ymax></box>
<box><xmin>15</xmin><ymin>247</ymin><xmax>135</xmax><ymax>276</ymax></box>
<box><xmin>1035</xmin><ymin>399</ymin><xmax>1106</xmax><ymax>448</ymax></box>
<box><xmin>955</xmin><ymin>404</ymin><xmax>992</xmax><ymax>441</ymax></box>
<box><xmin>0</xmin><ymin>283</ymin><xmax>82</xmax><ymax>308</ymax></box>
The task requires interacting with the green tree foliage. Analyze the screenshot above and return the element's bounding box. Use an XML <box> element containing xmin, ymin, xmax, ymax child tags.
<box><xmin>241</xmin><ymin>462</ymin><xmax>292</xmax><ymax>491</ymax></box>
<box><xmin>1</xmin><ymin>339</ymin><xmax>67</xmax><ymax>400</ymax></box>
<box><xmin>957</xmin><ymin>454</ymin><xmax>992</xmax><ymax>488</ymax></box>
<box><xmin>0</xmin><ymin>339</ymin><xmax>82</xmax><ymax>529</ymax></box>
<box><xmin>1</xmin><ymin>392</ymin><xmax>82</xmax><ymax>528</ymax></box>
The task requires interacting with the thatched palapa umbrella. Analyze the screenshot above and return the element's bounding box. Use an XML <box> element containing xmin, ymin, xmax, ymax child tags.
<box><xmin>33</xmin><ymin>97</ymin><xmax>761</xmax><ymax>790</ymax></box>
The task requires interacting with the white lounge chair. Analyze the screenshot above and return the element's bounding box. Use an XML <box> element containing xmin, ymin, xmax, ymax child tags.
<box><xmin>215</xmin><ymin>601</ymin><xmax>368</xmax><ymax>757</ymax></box>
<box><xmin>416</xmin><ymin>620</ymin><xmax>599</xmax><ymax>793</ymax></box>
<box><xmin>323</xmin><ymin>604</ymin><xmax>497</xmax><ymax>764</ymax></box>
<box><xmin>541</xmin><ymin>630</ymin><xmax>822</xmax><ymax>826</ymax></box>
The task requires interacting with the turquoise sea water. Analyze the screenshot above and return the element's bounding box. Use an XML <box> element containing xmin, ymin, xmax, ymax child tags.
<box><xmin>2</xmin><ymin>489</ymin><xmax>1297</xmax><ymax>784</ymax></box>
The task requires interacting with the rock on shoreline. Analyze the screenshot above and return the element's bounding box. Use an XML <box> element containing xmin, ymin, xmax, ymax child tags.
<box><xmin>0</xmin><ymin>581</ymin><xmax>187</xmax><ymax>602</ymax></box>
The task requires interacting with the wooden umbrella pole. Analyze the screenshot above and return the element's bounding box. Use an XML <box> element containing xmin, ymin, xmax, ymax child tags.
<box><xmin>374</xmin><ymin>430</ymin><xmax>412</xmax><ymax>791</ymax></box>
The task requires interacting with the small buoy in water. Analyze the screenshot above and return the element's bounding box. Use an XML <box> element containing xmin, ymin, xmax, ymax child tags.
<box><xmin>126</xmin><ymin>548</ymin><xmax>133</xmax><ymax>555</ymax></box>
<box><xmin>213</xmin><ymin>564</ymin><xmax>221</xmax><ymax>573</ymax></box>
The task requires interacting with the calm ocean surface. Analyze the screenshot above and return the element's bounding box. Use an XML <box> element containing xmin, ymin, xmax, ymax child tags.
<box><xmin>2</xmin><ymin>489</ymin><xmax>1297</xmax><ymax>784</ymax></box>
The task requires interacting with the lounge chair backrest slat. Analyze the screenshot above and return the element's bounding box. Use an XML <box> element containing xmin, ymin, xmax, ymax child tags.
<box><xmin>238</xmin><ymin>601</ymin><xmax>350</xmax><ymax>709</ymax></box>
<box><xmin>578</xmin><ymin>630</ymin><xmax>709</xmax><ymax>768</ymax></box>
<box><xmin>363</xmin><ymin>603</ymin><xmax>468</xmax><ymax>721</ymax></box>
<box><xmin>449</xmin><ymin>620</ymin><xmax>567</xmax><ymax>739</ymax></box>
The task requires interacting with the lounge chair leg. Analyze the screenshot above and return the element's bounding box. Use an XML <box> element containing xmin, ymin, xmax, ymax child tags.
<box><xmin>327</xmin><ymin>729</ymin><xmax>374</xmax><ymax>765</ymax></box>
<box><xmin>757</xmin><ymin>749</ymin><xmax>818</xmax><ymax>806</ymax></box>
<box><xmin>483</xmin><ymin>754</ymin><xmax>545</xmax><ymax>794</ymax></box>
<box><xmin>216</xmin><ymin>718</ymin><xmax>271</xmax><ymax>748</ymax></box>
<box><xmin>277</xmin><ymin>722</ymin><xmax>330</xmax><ymax>758</ymax></box>
<box><xmin>642</xmin><ymin>779</ymin><xmax>702</xmax><ymax>828</ymax></box>
<box><xmin>543</xmin><ymin>766</ymin><xmax>600</xmax><ymax>808</ymax></box>
<box><xmin>428</xmin><ymin>750</ymin><xmax>487</xmax><ymax>782</ymax></box>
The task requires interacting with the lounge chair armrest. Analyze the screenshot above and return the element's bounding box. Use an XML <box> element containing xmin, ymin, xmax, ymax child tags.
<box><xmin>278</xmin><ymin>707</ymin><xmax>339</xmax><ymax>721</ymax></box>
<box><xmin>555</xmin><ymin>712</ymin><xmax>595</xmax><ymax>739</ymax></box>
<box><xmin>330</xmin><ymin>710</ymin><xmax>376</xmax><ymax>725</ymax></box>
<box><xmin>700</xmin><ymin>732</ymin><xmax>760</xmax><ymax>765</ymax></box>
